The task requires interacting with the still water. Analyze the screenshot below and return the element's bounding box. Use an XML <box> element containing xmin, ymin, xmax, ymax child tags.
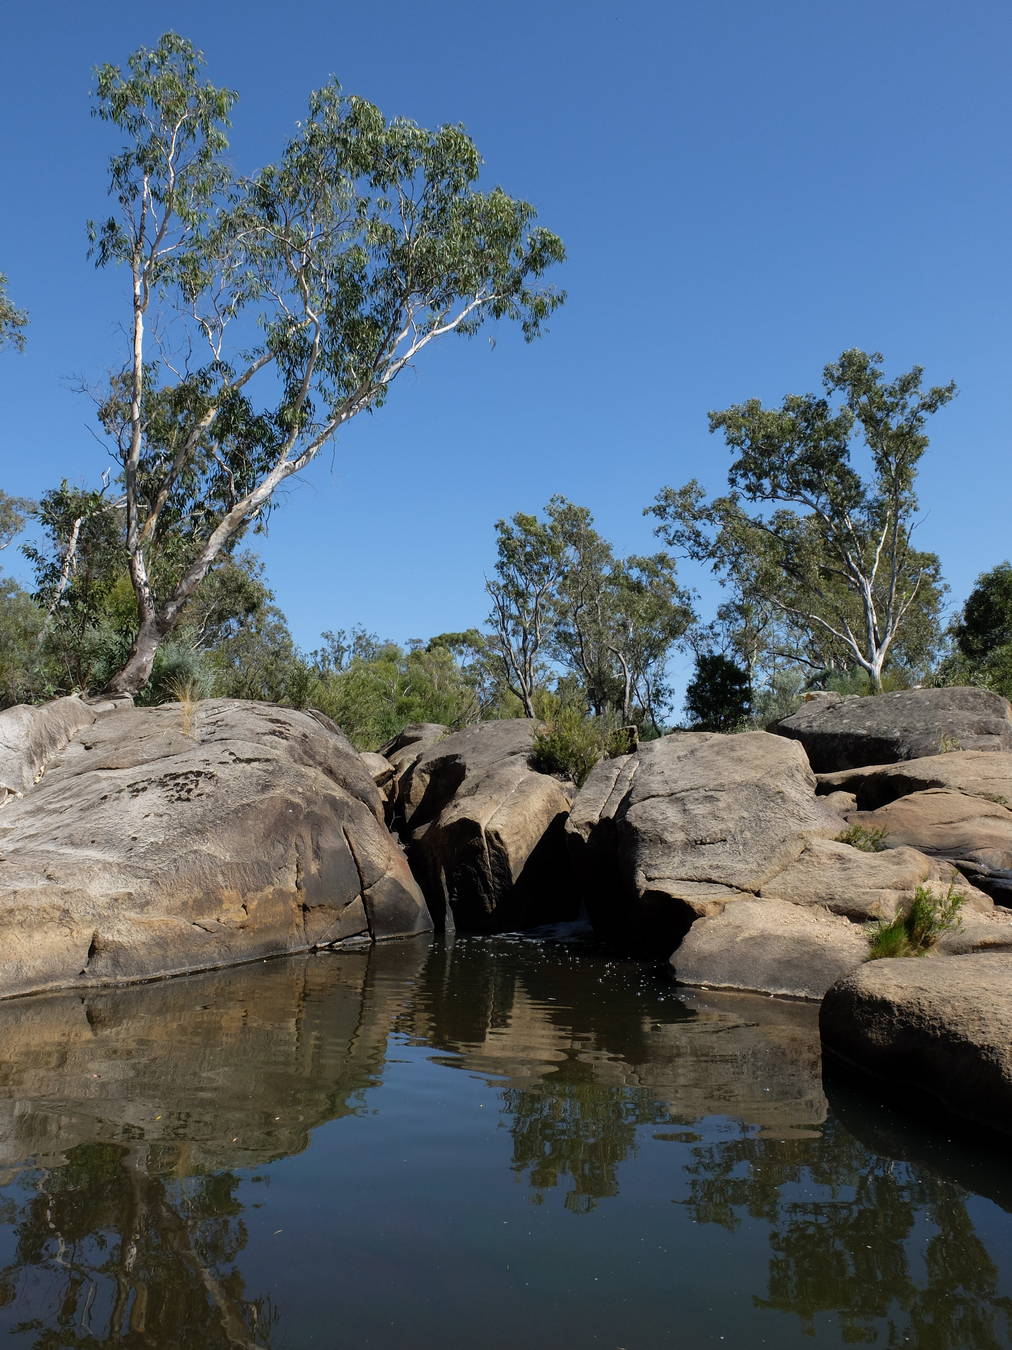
<box><xmin>0</xmin><ymin>934</ymin><xmax>1008</xmax><ymax>1349</ymax></box>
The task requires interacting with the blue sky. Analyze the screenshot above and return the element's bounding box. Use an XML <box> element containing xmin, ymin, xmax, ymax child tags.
<box><xmin>1</xmin><ymin>0</ymin><xmax>1009</xmax><ymax>699</ymax></box>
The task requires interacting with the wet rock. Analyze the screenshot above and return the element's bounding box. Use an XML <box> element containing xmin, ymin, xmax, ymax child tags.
<box><xmin>773</xmin><ymin>686</ymin><xmax>1012</xmax><ymax>772</ymax></box>
<box><xmin>0</xmin><ymin>699</ymin><xmax>431</xmax><ymax>999</ymax></box>
<box><xmin>820</xmin><ymin>953</ymin><xmax>1012</xmax><ymax>1135</ymax></box>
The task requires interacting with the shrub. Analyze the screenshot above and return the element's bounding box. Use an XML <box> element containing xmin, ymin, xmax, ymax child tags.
<box><xmin>530</xmin><ymin>703</ymin><xmax>630</xmax><ymax>787</ymax></box>
<box><xmin>836</xmin><ymin>823</ymin><xmax>889</xmax><ymax>853</ymax></box>
<box><xmin>866</xmin><ymin>883</ymin><xmax>965</xmax><ymax>960</ymax></box>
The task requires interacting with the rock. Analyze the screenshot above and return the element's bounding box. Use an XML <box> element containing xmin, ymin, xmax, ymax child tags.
<box><xmin>818</xmin><ymin>749</ymin><xmax>1012</xmax><ymax>811</ymax></box>
<box><xmin>394</xmin><ymin>719</ymin><xmax>574</xmax><ymax>931</ymax></box>
<box><xmin>566</xmin><ymin>731</ymin><xmax>841</xmax><ymax>953</ymax></box>
<box><xmin>379</xmin><ymin>722</ymin><xmax>449</xmax><ymax>760</ymax></box>
<box><xmin>760</xmin><ymin>837</ymin><xmax>992</xmax><ymax>921</ymax></box>
<box><xmin>379</xmin><ymin>722</ymin><xmax>449</xmax><ymax>809</ymax></box>
<box><xmin>847</xmin><ymin>789</ymin><xmax>1012</xmax><ymax>874</ymax></box>
<box><xmin>0</xmin><ymin>699</ymin><xmax>431</xmax><ymax>999</ymax></box>
<box><xmin>773</xmin><ymin>687</ymin><xmax>1012</xmax><ymax>772</ymax></box>
<box><xmin>671</xmin><ymin>898</ymin><xmax>870</xmax><ymax>1000</ymax></box>
<box><xmin>0</xmin><ymin>695</ymin><xmax>98</xmax><ymax>804</ymax></box>
<box><xmin>360</xmin><ymin>750</ymin><xmax>395</xmax><ymax>792</ymax></box>
<box><xmin>937</xmin><ymin>907</ymin><xmax>1012</xmax><ymax>955</ymax></box>
<box><xmin>820</xmin><ymin>953</ymin><xmax>1012</xmax><ymax>1135</ymax></box>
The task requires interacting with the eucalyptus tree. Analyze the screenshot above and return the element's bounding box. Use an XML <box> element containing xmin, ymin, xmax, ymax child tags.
<box><xmin>89</xmin><ymin>33</ymin><xmax>564</xmax><ymax>694</ymax></box>
<box><xmin>941</xmin><ymin>560</ymin><xmax>1012</xmax><ymax>696</ymax></box>
<box><xmin>487</xmin><ymin>496</ymin><xmax>694</xmax><ymax>725</ymax></box>
<box><xmin>0</xmin><ymin>490</ymin><xmax>33</xmax><ymax>551</ymax></box>
<box><xmin>0</xmin><ymin>272</ymin><xmax>27</xmax><ymax>351</ymax></box>
<box><xmin>486</xmin><ymin>510</ymin><xmax>566</xmax><ymax>716</ymax></box>
<box><xmin>650</xmin><ymin>349</ymin><xmax>954</xmax><ymax>691</ymax></box>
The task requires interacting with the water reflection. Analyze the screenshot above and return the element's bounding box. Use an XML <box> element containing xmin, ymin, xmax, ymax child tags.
<box><xmin>1</xmin><ymin>1146</ymin><xmax>276</xmax><ymax>1348</ymax></box>
<box><xmin>0</xmin><ymin>938</ymin><xmax>1006</xmax><ymax>1349</ymax></box>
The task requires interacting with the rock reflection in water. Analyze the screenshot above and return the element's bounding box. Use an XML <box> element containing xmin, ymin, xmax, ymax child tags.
<box><xmin>0</xmin><ymin>937</ymin><xmax>1007</xmax><ymax>1349</ymax></box>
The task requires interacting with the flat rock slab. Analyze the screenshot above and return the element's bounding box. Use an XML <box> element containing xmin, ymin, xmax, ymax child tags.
<box><xmin>0</xmin><ymin>699</ymin><xmax>431</xmax><ymax>999</ymax></box>
<box><xmin>820</xmin><ymin>953</ymin><xmax>1012</xmax><ymax>1134</ymax></box>
<box><xmin>774</xmin><ymin>687</ymin><xmax>1012</xmax><ymax>772</ymax></box>
<box><xmin>848</xmin><ymin>789</ymin><xmax>1012</xmax><ymax>872</ymax></box>
<box><xmin>671</xmin><ymin>897</ymin><xmax>871</xmax><ymax>1000</ymax></box>
<box><xmin>818</xmin><ymin>750</ymin><xmax>1012</xmax><ymax>811</ymax></box>
<box><xmin>760</xmin><ymin>837</ymin><xmax>992</xmax><ymax>922</ymax></box>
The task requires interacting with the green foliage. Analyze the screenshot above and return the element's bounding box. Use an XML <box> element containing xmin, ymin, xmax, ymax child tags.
<box><xmin>952</xmin><ymin>561</ymin><xmax>1012</xmax><ymax>659</ymax></box>
<box><xmin>936</xmin><ymin>561</ymin><xmax>1012</xmax><ymax>698</ymax></box>
<box><xmin>141</xmin><ymin>639</ymin><xmax>216</xmax><ymax>707</ymax></box>
<box><xmin>0</xmin><ymin>491</ymin><xmax>33</xmax><ymax>552</ymax></box>
<box><xmin>867</xmin><ymin>884</ymin><xmax>964</xmax><ymax>960</ymax></box>
<box><xmin>529</xmin><ymin>698</ymin><xmax>629</xmax><ymax>787</ymax></box>
<box><xmin>88</xmin><ymin>32</ymin><xmax>564</xmax><ymax>692</ymax></box>
<box><xmin>0</xmin><ymin>272</ymin><xmax>27</xmax><ymax>351</ymax></box>
<box><xmin>818</xmin><ymin>666</ymin><xmax>916</xmax><ymax>696</ymax></box>
<box><xmin>0</xmin><ymin>576</ymin><xmax>47</xmax><ymax>707</ymax></box>
<box><xmin>684</xmin><ymin>652</ymin><xmax>751</xmax><ymax>731</ymax></box>
<box><xmin>836</xmin><ymin>824</ymin><xmax>889</xmax><ymax>853</ymax></box>
<box><xmin>487</xmin><ymin>496</ymin><xmax>694</xmax><ymax>727</ymax></box>
<box><xmin>650</xmin><ymin>349</ymin><xmax>954</xmax><ymax>691</ymax></box>
<box><xmin>307</xmin><ymin>632</ymin><xmax>516</xmax><ymax>750</ymax></box>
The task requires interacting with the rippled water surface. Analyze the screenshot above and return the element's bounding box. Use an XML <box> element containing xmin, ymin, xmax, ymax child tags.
<box><xmin>0</xmin><ymin>935</ymin><xmax>1009</xmax><ymax>1348</ymax></box>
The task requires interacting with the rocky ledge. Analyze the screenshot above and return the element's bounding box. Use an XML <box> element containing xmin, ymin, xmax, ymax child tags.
<box><xmin>0</xmin><ymin>697</ymin><xmax>430</xmax><ymax>999</ymax></box>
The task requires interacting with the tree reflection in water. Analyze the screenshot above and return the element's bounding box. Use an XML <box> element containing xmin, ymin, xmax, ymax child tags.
<box><xmin>679</xmin><ymin>1119</ymin><xmax>1012</xmax><ymax>1347</ymax></box>
<box><xmin>504</xmin><ymin>1062</ymin><xmax>669</xmax><ymax>1214</ymax></box>
<box><xmin>0</xmin><ymin>1142</ymin><xmax>276</xmax><ymax>1349</ymax></box>
<box><xmin>0</xmin><ymin>943</ymin><xmax>1007</xmax><ymax>1349</ymax></box>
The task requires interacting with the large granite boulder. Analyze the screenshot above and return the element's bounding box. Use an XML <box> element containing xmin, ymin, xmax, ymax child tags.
<box><xmin>0</xmin><ymin>699</ymin><xmax>431</xmax><ymax>999</ymax></box>
<box><xmin>393</xmin><ymin>719</ymin><xmax>574</xmax><ymax>931</ymax></box>
<box><xmin>566</xmin><ymin>730</ymin><xmax>842</xmax><ymax>953</ymax></box>
<box><xmin>773</xmin><ymin>687</ymin><xmax>1012</xmax><ymax>772</ymax></box>
<box><xmin>820</xmin><ymin>953</ymin><xmax>1012</xmax><ymax>1135</ymax></box>
<box><xmin>672</xmin><ymin>897</ymin><xmax>870</xmax><ymax>1000</ymax></box>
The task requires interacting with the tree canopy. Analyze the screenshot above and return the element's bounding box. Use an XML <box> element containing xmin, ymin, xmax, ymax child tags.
<box><xmin>649</xmin><ymin>349</ymin><xmax>954</xmax><ymax>690</ymax></box>
<box><xmin>941</xmin><ymin>560</ymin><xmax>1012</xmax><ymax>698</ymax></box>
<box><xmin>84</xmin><ymin>32</ymin><xmax>564</xmax><ymax>693</ymax></box>
<box><xmin>0</xmin><ymin>272</ymin><xmax>27</xmax><ymax>351</ymax></box>
<box><xmin>487</xmin><ymin>496</ymin><xmax>694</xmax><ymax>726</ymax></box>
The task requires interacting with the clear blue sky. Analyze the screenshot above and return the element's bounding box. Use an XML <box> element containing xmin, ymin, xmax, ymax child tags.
<box><xmin>2</xmin><ymin>0</ymin><xmax>1009</xmax><ymax>698</ymax></box>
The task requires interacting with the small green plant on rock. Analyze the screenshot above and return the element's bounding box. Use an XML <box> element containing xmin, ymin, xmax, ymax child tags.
<box><xmin>866</xmin><ymin>883</ymin><xmax>965</xmax><ymax>960</ymax></box>
<box><xmin>938</xmin><ymin>732</ymin><xmax>963</xmax><ymax>753</ymax></box>
<box><xmin>836</xmin><ymin>823</ymin><xmax>889</xmax><ymax>853</ymax></box>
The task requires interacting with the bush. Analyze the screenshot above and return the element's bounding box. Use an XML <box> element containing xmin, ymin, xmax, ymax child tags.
<box><xmin>866</xmin><ymin>883</ymin><xmax>964</xmax><ymax>960</ymax></box>
<box><xmin>530</xmin><ymin>702</ymin><xmax>630</xmax><ymax>787</ymax></box>
<box><xmin>836</xmin><ymin>824</ymin><xmax>889</xmax><ymax>853</ymax></box>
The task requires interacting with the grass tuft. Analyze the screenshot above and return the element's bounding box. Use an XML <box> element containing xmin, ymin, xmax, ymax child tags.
<box><xmin>167</xmin><ymin>675</ymin><xmax>202</xmax><ymax>739</ymax></box>
<box><xmin>866</xmin><ymin>883</ymin><xmax>965</xmax><ymax>960</ymax></box>
<box><xmin>836</xmin><ymin>823</ymin><xmax>889</xmax><ymax>853</ymax></box>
